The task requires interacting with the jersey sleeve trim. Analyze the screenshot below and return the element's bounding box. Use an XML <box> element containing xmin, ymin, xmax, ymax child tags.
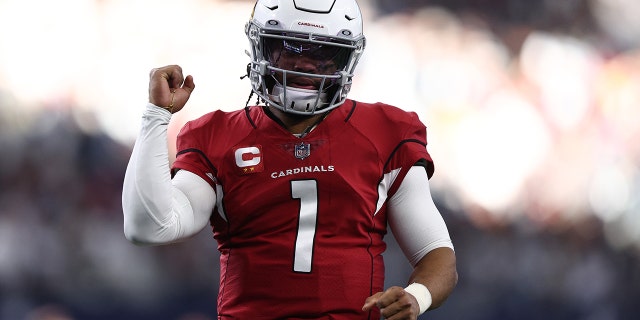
<box><xmin>384</xmin><ymin>139</ymin><xmax>434</xmax><ymax>178</ymax></box>
<box><xmin>414</xmin><ymin>158</ymin><xmax>435</xmax><ymax>179</ymax></box>
<box><xmin>173</xmin><ymin>148</ymin><xmax>218</xmax><ymax>178</ymax></box>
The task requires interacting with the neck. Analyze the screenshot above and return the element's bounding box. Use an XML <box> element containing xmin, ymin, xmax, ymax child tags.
<box><xmin>266</xmin><ymin>106</ymin><xmax>328</xmax><ymax>136</ymax></box>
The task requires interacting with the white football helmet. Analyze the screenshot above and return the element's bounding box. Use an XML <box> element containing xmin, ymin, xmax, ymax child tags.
<box><xmin>245</xmin><ymin>0</ymin><xmax>366</xmax><ymax>115</ymax></box>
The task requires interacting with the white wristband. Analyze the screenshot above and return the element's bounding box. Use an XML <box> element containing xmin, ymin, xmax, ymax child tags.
<box><xmin>404</xmin><ymin>283</ymin><xmax>432</xmax><ymax>315</ymax></box>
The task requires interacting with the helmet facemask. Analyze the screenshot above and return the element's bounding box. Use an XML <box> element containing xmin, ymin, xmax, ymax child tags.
<box><xmin>246</xmin><ymin>18</ymin><xmax>365</xmax><ymax>115</ymax></box>
<box><xmin>264</xmin><ymin>35</ymin><xmax>352</xmax><ymax>112</ymax></box>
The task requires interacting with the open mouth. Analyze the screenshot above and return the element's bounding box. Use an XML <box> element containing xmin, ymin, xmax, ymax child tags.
<box><xmin>288</xmin><ymin>77</ymin><xmax>319</xmax><ymax>90</ymax></box>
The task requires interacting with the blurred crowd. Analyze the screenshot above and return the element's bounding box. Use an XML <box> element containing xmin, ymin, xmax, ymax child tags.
<box><xmin>1</xmin><ymin>0</ymin><xmax>640</xmax><ymax>319</ymax></box>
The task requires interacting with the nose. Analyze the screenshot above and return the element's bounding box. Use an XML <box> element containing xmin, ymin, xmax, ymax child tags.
<box><xmin>293</xmin><ymin>56</ymin><xmax>318</xmax><ymax>73</ymax></box>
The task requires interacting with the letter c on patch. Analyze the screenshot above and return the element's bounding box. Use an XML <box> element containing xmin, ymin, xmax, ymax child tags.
<box><xmin>235</xmin><ymin>146</ymin><xmax>261</xmax><ymax>167</ymax></box>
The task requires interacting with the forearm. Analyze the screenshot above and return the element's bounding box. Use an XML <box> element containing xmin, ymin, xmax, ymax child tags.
<box><xmin>408</xmin><ymin>247</ymin><xmax>458</xmax><ymax>310</ymax></box>
<box><xmin>122</xmin><ymin>104</ymin><xmax>213</xmax><ymax>245</ymax></box>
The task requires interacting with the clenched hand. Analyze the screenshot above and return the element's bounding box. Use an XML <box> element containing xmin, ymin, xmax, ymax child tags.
<box><xmin>148</xmin><ymin>65</ymin><xmax>196</xmax><ymax>113</ymax></box>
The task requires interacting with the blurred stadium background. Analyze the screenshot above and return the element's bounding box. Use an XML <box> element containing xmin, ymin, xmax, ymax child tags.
<box><xmin>1</xmin><ymin>0</ymin><xmax>639</xmax><ymax>319</ymax></box>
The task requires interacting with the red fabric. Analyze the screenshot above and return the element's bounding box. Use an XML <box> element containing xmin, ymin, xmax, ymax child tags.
<box><xmin>172</xmin><ymin>100</ymin><xmax>433</xmax><ymax>319</ymax></box>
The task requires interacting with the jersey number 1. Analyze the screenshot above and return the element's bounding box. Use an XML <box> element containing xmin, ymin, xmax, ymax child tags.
<box><xmin>291</xmin><ymin>180</ymin><xmax>318</xmax><ymax>273</ymax></box>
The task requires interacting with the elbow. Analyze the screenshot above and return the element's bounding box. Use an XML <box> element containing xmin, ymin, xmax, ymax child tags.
<box><xmin>124</xmin><ymin>233</ymin><xmax>151</xmax><ymax>246</ymax></box>
<box><xmin>123</xmin><ymin>221</ymin><xmax>165</xmax><ymax>246</ymax></box>
<box><xmin>122</xmin><ymin>204</ymin><xmax>175</xmax><ymax>246</ymax></box>
<box><xmin>123</xmin><ymin>225</ymin><xmax>151</xmax><ymax>246</ymax></box>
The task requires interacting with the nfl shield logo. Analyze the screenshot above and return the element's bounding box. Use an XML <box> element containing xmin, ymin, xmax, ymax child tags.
<box><xmin>294</xmin><ymin>142</ymin><xmax>311</xmax><ymax>159</ymax></box>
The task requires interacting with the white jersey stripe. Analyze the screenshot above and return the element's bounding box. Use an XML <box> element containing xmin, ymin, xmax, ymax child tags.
<box><xmin>374</xmin><ymin>168</ymin><xmax>401</xmax><ymax>216</ymax></box>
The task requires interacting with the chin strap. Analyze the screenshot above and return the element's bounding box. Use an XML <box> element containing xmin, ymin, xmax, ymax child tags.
<box><xmin>240</xmin><ymin>63</ymin><xmax>251</xmax><ymax>80</ymax></box>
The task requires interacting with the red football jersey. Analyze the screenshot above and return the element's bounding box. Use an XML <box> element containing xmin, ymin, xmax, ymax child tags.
<box><xmin>172</xmin><ymin>99</ymin><xmax>434</xmax><ymax>319</ymax></box>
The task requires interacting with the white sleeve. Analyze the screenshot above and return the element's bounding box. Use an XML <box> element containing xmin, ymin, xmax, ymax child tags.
<box><xmin>388</xmin><ymin>166</ymin><xmax>454</xmax><ymax>266</ymax></box>
<box><xmin>122</xmin><ymin>104</ymin><xmax>216</xmax><ymax>245</ymax></box>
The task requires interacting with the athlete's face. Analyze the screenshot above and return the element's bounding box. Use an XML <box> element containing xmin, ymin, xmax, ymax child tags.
<box><xmin>265</xmin><ymin>39</ymin><xmax>349</xmax><ymax>89</ymax></box>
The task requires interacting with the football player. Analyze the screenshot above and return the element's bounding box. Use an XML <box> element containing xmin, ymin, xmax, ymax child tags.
<box><xmin>122</xmin><ymin>0</ymin><xmax>457</xmax><ymax>319</ymax></box>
